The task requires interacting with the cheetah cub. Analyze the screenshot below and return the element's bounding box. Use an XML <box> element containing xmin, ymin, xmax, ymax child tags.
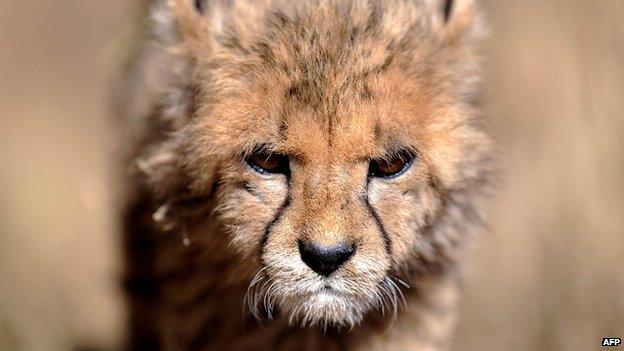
<box><xmin>113</xmin><ymin>0</ymin><xmax>495</xmax><ymax>349</ymax></box>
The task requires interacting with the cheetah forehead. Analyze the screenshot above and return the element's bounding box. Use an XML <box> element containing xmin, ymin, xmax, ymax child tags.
<box><xmin>188</xmin><ymin>1</ymin><xmax>465</xmax><ymax>153</ymax></box>
<box><xmin>203</xmin><ymin>0</ymin><xmax>439</xmax><ymax>83</ymax></box>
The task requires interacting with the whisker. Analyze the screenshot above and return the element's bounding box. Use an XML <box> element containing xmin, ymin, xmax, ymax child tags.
<box><xmin>384</xmin><ymin>278</ymin><xmax>399</xmax><ymax>326</ymax></box>
<box><xmin>263</xmin><ymin>281</ymin><xmax>278</xmax><ymax>320</ymax></box>
<box><xmin>389</xmin><ymin>277</ymin><xmax>407</xmax><ymax>309</ymax></box>
<box><xmin>244</xmin><ymin>267</ymin><xmax>276</xmax><ymax>320</ymax></box>
<box><xmin>394</xmin><ymin>277</ymin><xmax>411</xmax><ymax>289</ymax></box>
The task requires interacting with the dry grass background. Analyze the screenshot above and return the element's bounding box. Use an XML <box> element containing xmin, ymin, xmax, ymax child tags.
<box><xmin>0</xmin><ymin>1</ymin><xmax>622</xmax><ymax>350</ymax></box>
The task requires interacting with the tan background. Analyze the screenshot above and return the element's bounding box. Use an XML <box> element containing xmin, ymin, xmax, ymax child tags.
<box><xmin>0</xmin><ymin>1</ymin><xmax>622</xmax><ymax>350</ymax></box>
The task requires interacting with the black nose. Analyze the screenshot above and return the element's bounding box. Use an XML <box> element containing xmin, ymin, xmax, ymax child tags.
<box><xmin>298</xmin><ymin>240</ymin><xmax>355</xmax><ymax>276</ymax></box>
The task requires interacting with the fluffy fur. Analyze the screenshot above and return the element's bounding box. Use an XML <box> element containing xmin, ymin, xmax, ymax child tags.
<box><xmin>112</xmin><ymin>0</ymin><xmax>495</xmax><ymax>349</ymax></box>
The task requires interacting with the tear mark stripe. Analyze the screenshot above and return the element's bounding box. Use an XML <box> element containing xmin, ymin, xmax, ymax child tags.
<box><xmin>363</xmin><ymin>177</ymin><xmax>393</xmax><ymax>261</ymax></box>
<box><xmin>260</xmin><ymin>175</ymin><xmax>292</xmax><ymax>264</ymax></box>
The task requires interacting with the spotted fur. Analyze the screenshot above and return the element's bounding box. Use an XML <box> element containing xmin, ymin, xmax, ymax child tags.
<box><xmin>112</xmin><ymin>0</ymin><xmax>495</xmax><ymax>350</ymax></box>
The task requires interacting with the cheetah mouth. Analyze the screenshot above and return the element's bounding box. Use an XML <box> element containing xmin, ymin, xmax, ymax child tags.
<box><xmin>281</xmin><ymin>277</ymin><xmax>407</xmax><ymax>327</ymax></box>
<box><xmin>245</xmin><ymin>268</ymin><xmax>407</xmax><ymax>327</ymax></box>
<box><xmin>281</xmin><ymin>289</ymin><xmax>368</xmax><ymax>327</ymax></box>
<box><xmin>300</xmin><ymin>285</ymin><xmax>347</xmax><ymax>300</ymax></box>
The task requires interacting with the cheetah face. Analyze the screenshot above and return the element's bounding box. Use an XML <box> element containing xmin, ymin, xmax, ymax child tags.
<box><xmin>160</xmin><ymin>0</ymin><xmax>491</xmax><ymax>328</ymax></box>
<box><xmin>204</xmin><ymin>73</ymin><xmax>459</xmax><ymax>327</ymax></box>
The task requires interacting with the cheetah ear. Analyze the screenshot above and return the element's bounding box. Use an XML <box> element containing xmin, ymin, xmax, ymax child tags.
<box><xmin>168</xmin><ymin>0</ymin><xmax>207</xmax><ymax>45</ymax></box>
<box><xmin>194</xmin><ymin>0</ymin><xmax>204</xmax><ymax>13</ymax></box>
<box><xmin>428</xmin><ymin>0</ymin><xmax>482</xmax><ymax>45</ymax></box>
<box><xmin>442</xmin><ymin>0</ymin><xmax>455</xmax><ymax>23</ymax></box>
<box><xmin>428</xmin><ymin>0</ymin><xmax>484</xmax><ymax>99</ymax></box>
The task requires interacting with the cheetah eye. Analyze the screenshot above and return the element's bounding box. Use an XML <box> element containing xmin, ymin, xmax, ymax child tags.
<box><xmin>369</xmin><ymin>151</ymin><xmax>415</xmax><ymax>179</ymax></box>
<box><xmin>246</xmin><ymin>150</ymin><xmax>290</xmax><ymax>175</ymax></box>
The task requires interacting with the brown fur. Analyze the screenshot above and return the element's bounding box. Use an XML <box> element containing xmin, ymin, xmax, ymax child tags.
<box><xmin>112</xmin><ymin>0</ymin><xmax>495</xmax><ymax>349</ymax></box>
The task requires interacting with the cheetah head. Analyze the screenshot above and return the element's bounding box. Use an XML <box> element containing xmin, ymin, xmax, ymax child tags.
<box><xmin>143</xmin><ymin>0</ymin><xmax>493</xmax><ymax>328</ymax></box>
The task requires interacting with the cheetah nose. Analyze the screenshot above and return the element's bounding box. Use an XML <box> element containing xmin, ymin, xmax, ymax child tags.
<box><xmin>298</xmin><ymin>240</ymin><xmax>355</xmax><ymax>277</ymax></box>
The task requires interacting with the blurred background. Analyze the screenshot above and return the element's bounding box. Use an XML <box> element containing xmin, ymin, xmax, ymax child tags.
<box><xmin>0</xmin><ymin>0</ymin><xmax>622</xmax><ymax>350</ymax></box>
